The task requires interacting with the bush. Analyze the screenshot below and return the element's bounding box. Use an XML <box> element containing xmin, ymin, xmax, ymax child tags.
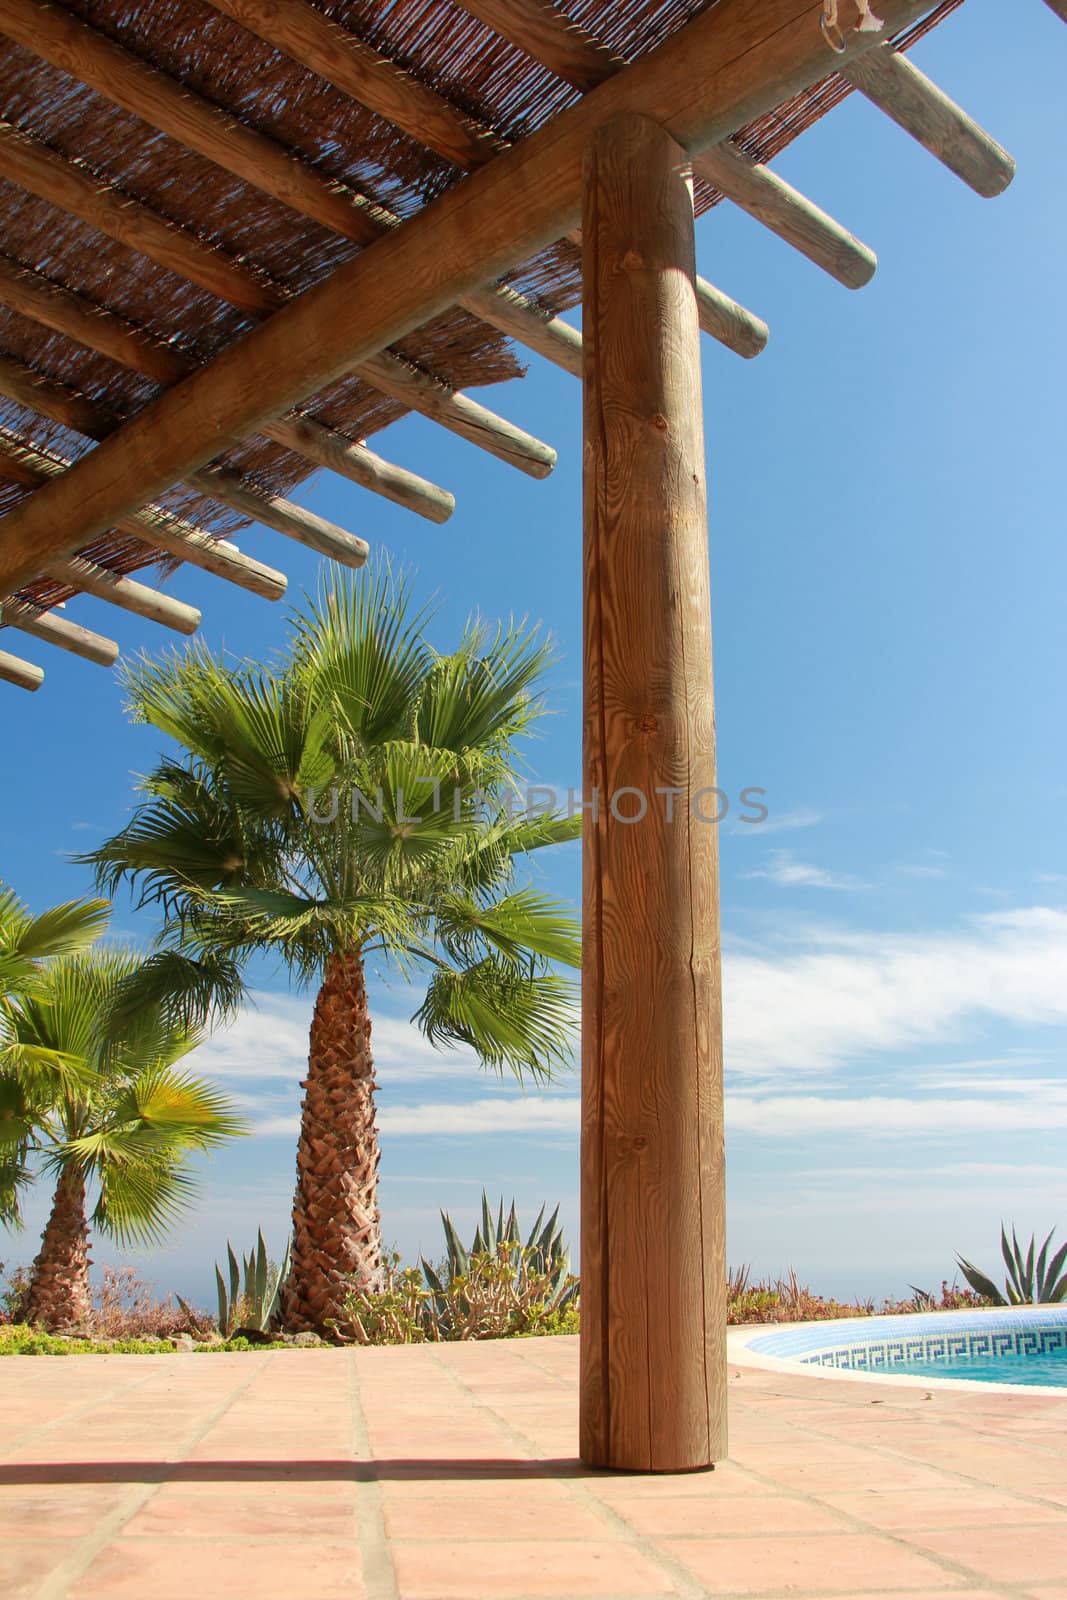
<box><xmin>346</xmin><ymin>1245</ymin><xmax>580</xmax><ymax>1345</ymax></box>
<box><xmin>0</xmin><ymin>1323</ymin><xmax>174</xmax><ymax>1356</ymax></box>
<box><xmin>725</xmin><ymin>1267</ymin><xmax>988</xmax><ymax>1325</ymax></box>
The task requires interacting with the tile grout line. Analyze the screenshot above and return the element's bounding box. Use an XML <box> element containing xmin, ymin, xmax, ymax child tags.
<box><xmin>494</xmin><ymin>1350</ymin><xmax>1049</xmax><ymax>1600</ymax></box>
<box><xmin>718</xmin><ymin>1415</ymin><xmax>1051</xmax><ymax>1600</ymax></box>
<box><xmin>30</xmin><ymin>1353</ymin><xmax>283</xmax><ymax>1600</ymax></box>
<box><xmin>423</xmin><ymin>1345</ymin><xmax>710</xmax><ymax>1600</ymax></box>
<box><xmin>1</xmin><ymin>1362</ymin><xmax>166</xmax><ymax>1457</ymax></box>
<box><xmin>730</xmin><ymin>1383</ymin><xmax>1067</xmax><ymax>1522</ymax></box>
<box><xmin>348</xmin><ymin>1349</ymin><xmax>401</xmax><ymax>1600</ymax></box>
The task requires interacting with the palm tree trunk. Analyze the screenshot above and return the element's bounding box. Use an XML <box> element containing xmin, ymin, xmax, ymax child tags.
<box><xmin>19</xmin><ymin>1166</ymin><xmax>92</xmax><ymax>1331</ymax></box>
<box><xmin>281</xmin><ymin>950</ymin><xmax>383</xmax><ymax>1335</ymax></box>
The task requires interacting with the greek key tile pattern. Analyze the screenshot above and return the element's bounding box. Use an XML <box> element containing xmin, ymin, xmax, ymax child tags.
<box><xmin>748</xmin><ymin>1307</ymin><xmax>1067</xmax><ymax>1371</ymax></box>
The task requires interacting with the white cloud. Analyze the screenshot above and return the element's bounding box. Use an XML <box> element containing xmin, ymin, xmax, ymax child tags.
<box><xmin>740</xmin><ymin>807</ymin><xmax>823</xmax><ymax>837</ymax></box>
<box><xmin>728</xmin><ymin>1090</ymin><xmax>1067</xmax><ymax>1138</ymax></box>
<box><xmin>253</xmin><ymin>1096</ymin><xmax>580</xmax><ymax>1139</ymax></box>
<box><xmin>739</xmin><ymin>851</ymin><xmax>865</xmax><ymax>890</ymax></box>
<box><xmin>190</xmin><ymin>991</ymin><xmax>481</xmax><ymax>1084</ymax></box>
<box><xmin>724</xmin><ymin>906</ymin><xmax>1067</xmax><ymax>1078</ymax></box>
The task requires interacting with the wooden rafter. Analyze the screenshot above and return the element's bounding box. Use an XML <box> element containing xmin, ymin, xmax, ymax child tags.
<box><xmin>0</xmin><ymin>427</ymin><xmax>287</xmax><ymax>601</ymax></box>
<box><xmin>0</xmin><ymin>355</ymin><xmax>368</xmax><ymax>576</ymax></box>
<box><xmin>457</xmin><ymin>0</ymin><xmax>878</xmax><ymax>288</ymax></box>
<box><xmin>0</xmin><ymin>597</ymin><xmax>118</xmax><ymax>666</ymax></box>
<box><xmin>0</xmin><ymin>0</ymin><xmax>948</xmax><ymax>600</ymax></box>
<box><xmin>0</xmin><ymin>127</ymin><xmax>456</xmax><ymax>522</ymax></box>
<box><xmin>0</xmin><ymin>0</ymin><xmax>582</xmax><ymax>382</ymax></box>
<box><xmin>199</xmin><ymin>0</ymin><xmax>769</xmax><ymax>355</ymax></box>
<box><xmin>0</xmin><ymin>645</ymin><xmax>43</xmax><ymax>690</ymax></box>
<box><xmin>841</xmin><ymin>45</ymin><xmax>1015</xmax><ymax>197</ymax></box>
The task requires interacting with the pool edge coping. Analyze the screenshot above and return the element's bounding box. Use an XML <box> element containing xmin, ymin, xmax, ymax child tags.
<box><xmin>727</xmin><ymin>1313</ymin><xmax>1067</xmax><ymax>1398</ymax></box>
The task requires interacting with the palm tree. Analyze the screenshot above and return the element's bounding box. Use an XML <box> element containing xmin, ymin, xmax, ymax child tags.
<box><xmin>86</xmin><ymin>568</ymin><xmax>580</xmax><ymax>1336</ymax></box>
<box><xmin>0</xmin><ymin>882</ymin><xmax>110</xmax><ymax>1010</ymax></box>
<box><xmin>0</xmin><ymin>883</ymin><xmax>111</xmax><ymax>1226</ymax></box>
<box><xmin>1</xmin><ymin>942</ymin><xmax>244</xmax><ymax>1331</ymax></box>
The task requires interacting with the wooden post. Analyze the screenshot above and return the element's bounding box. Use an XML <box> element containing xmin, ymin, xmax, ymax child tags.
<box><xmin>580</xmin><ymin>113</ymin><xmax>726</xmax><ymax>1474</ymax></box>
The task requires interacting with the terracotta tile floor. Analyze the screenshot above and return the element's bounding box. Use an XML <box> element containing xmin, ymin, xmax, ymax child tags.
<box><xmin>1</xmin><ymin>1334</ymin><xmax>1066</xmax><ymax>1599</ymax></box>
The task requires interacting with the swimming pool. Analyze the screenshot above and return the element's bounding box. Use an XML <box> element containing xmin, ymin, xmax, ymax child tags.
<box><xmin>731</xmin><ymin>1306</ymin><xmax>1067</xmax><ymax>1392</ymax></box>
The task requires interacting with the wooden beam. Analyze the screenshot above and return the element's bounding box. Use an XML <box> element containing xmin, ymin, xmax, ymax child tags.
<box><xmin>187</xmin><ymin>465</ymin><xmax>369</xmax><ymax>568</ymax></box>
<box><xmin>46</xmin><ymin>556</ymin><xmax>201</xmax><ymax>635</ymax></box>
<box><xmin>0</xmin><ymin>0</ymin><xmax>386</xmax><ymax>245</ymax></box>
<box><xmin>203</xmin><ymin>0</ymin><xmax>767</xmax><ymax>355</ymax></box>
<box><xmin>580</xmin><ymin>113</ymin><xmax>726</xmax><ymax>1474</ymax></box>
<box><xmin>0</xmin><ymin>429</ymin><xmax>288</xmax><ymax>601</ymax></box>
<box><xmin>0</xmin><ymin>8</ymin><xmax>577</xmax><ymax>381</ymax></box>
<box><xmin>0</xmin><ymin>0</ymin><xmax>942</xmax><ymax>597</ymax></box>
<box><xmin>260</xmin><ymin>415</ymin><xmax>454</xmax><ymax>523</ymax></box>
<box><xmin>460</xmin><ymin>282</ymin><xmax>583</xmax><ymax>379</ymax></box>
<box><xmin>457</xmin><ymin>0</ymin><xmax>877</xmax><ymax>288</ymax></box>
<box><xmin>687</xmin><ymin>275</ymin><xmax>768</xmax><ymax>359</ymax></box>
<box><xmin>0</xmin><ymin>646</ymin><xmax>42</xmax><ymax>691</ymax></box>
<box><xmin>1</xmin><ymin>598</ymin><xmax>118</xmax><ymax>667</ymax></box>
<box><xmin>1043</xmin><ymin>0</ymin><xmax>1067</xmax><ymax>21</ymax></box>
<box><xmin>0</xmin><ymin>253</ymin><xmax>455</xmax><ymax>523</ymax></box>
<box><xmin>358</xmin><ymin>353</ymin><xmax>557</xmax><ymax>477</ymax></box>
<box><xmin>205</xmin><ymin>0</ymin><xmax>497</xmax><ymax>171</ymax></box>
<box><xmin>0</xmin><ymin>356</ymin><xmax>366</xmax><ymax>575</ymax></box>
<box><xmin>842</xmin><ymin>45</ymin><xmax>1015</xmax><ymax>198</ymax></box>
<box><xmin>0</xmin><ymin>120</ymin><xmax>276</xmax><ymax>317</ymax></box>
<box><xmin>693</xmin><ymin>143</ymin><xmax>876</xmax><ymax>289</ymax></box>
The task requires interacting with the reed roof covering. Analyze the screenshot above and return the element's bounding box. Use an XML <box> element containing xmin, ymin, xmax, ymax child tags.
<box><xmin>0</xmin><ymin>0</ymin><xmax>962</xmax><ymax>615</ymax></box>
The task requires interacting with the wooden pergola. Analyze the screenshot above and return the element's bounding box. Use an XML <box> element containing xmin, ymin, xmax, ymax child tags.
<box><xmin>0</xmin><ymin>0</ymin><xmax>1045</xmax><ymax>1470</ymax></box>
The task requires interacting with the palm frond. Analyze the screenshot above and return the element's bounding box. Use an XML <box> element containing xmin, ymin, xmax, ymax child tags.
<box><xmin>414</xmin><ymin>960</ymin><xmax>578</xmax><ymax>1081</ymax></box>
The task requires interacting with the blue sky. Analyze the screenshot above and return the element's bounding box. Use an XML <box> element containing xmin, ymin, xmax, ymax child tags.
<box><xmin>3</xmin><ymin>3</ymin><xmax>1066</xmax><ymax>1308</ymax></box>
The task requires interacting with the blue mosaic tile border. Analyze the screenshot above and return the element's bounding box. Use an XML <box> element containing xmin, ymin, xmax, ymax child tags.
<box><xmin>748</xmin><ymin>1307</ymin><xmax>1067</xmax><ymax>1371</ymax></box>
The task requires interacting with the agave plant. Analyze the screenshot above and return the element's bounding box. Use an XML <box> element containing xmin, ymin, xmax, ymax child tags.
<box><xmin>418</xmin><ymin>1193</ymin><xmax>578</xmax><ymax>1337</ymax></box>
<box><xmin>214</xmin><ymin>1230</ymin><xmax>291</xmax><ymax>1337</ymax></box>
<box><xmin>958</xmin><ymin>1224</ymin><xmax>1067</xmax><ymax>1307</ymax></box>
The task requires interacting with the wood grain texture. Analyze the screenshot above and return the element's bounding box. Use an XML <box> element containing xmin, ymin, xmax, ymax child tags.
<box><xmin>46</xmin><ymin>556</ymin><xmax>201</xmax><ymax>634</ymax></box>
<box><xmin>0</xmin><ymin>646</ymin><xmax>42</xmax><ymax>690</ymax></box>
<box><xmin>205</xmin><ymin>0</ymin><xmax>495</xmax><ymax>170</ymax></box>
<box><xmin>187</xmin><ymin>466</ymin><xmax>370</xmax><ymax>568</ymax></box>
<box><xmin>842</xmin><ymin>45</ymin><xmax>1015</xmax><ymax>198</ymax></box>
<box><xmin>1043</xmin><ymin>0</ymin><xmax>1067</xmax><ymax>21</ymax></box>
<box><xmin>580</xmin><ymin>113</ymin><xmax>726</xmax><ymax>1474</ymax></box>
<box><xmin>0</xmin><ymin>120</ymin><xmax>277</xmax><ymax>318</ymax></box>
<box><xmin>0</xmin><ymin>432</ymin><xmax>287</xmax><ymax>602</ymax></box>
<box><xmin>358</xmin><ymin>353</ymin><xmax>558</xmax><ymax>477</ymax></box>
<box><xmin>0</xmin><ymin>0</ymin><xmax>935</xmax><ymax>595</ymax></box>
<box><xmin>693</xmin><ymin>143</ymin><xmax>876</xmax><ymax>288</ymax></box>
<box><xmin>458</xmin><ymin>0</ymin><xmax>876</xmax><ymax>288</ymax></box>
<box><xmin>0</xmin><ymin>599</ymin><xmax>118</xmax><ymax>667</ymax></box>
<box><xmin>0</xmin><ymin>253</ymin><xmax>456</xmax><ymax>523</ymax></box>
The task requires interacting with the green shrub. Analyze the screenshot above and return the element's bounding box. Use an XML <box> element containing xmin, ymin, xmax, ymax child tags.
<box><xmin>0</xmin><ymin>1323</ymin><xmax>173</xmax><ymax>1356</ymax></box>
<box><xmin>345</xmin><ymin>1196</ymin><xmax>580</xmax><ymax>1345</ymax></box>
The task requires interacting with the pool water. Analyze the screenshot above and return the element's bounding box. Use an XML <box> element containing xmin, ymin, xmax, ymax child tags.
<box><xmin>889</xmin><ymin>1347</ymin><xmax>1067</xmax><ymax>1387</ymax></box>
<box><xmin>741</xmin><ymin>1306</ymin><xmax>1067</xmax><ymax>1390</ymax></box>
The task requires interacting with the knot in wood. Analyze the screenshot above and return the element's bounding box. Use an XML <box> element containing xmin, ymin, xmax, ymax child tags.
<box><xmin>650</xmin><ymin>412</ymin><xmax>669</xmax><ymax>433</ymax></box>
<box><xmin>621</xmin><ymin>248</ymin><xmax>643</xmax><ymax>271</ymax></box>
<box><xmin>635</xmin><ymin>714</ymin><xmax>658</xmax><ymax>734</ymax></box>
<box><xmin>631</xmin><ymin>1135</ymin><xmax>648</xmax><ymax>1152</ymax></box>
